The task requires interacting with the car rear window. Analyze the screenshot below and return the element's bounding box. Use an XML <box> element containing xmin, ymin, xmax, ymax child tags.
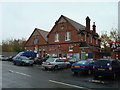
<box><xmin>46</xmin><ymin>58</ymin><xmax>55</xmax><ymax>62</ymax></box>
<box><xmin>95</xmin><ymin>60</ymin><xmax>111</xmax><ymax>66</ymax></box>
<box><xmin>77</xmin><ymin>60</ymin><xmax>88</xmax><ymax>64</ymax></box>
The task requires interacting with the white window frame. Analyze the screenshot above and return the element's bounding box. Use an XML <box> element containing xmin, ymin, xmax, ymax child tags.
<box><xmin>65</xmin><ymin>32</ymin><xmax>71</xmax><ymax>41</ymax></box>
<box><xmin>54</xmin><ymin>33</ymin><xmax>59</xmax><ymax>42</ymax></box>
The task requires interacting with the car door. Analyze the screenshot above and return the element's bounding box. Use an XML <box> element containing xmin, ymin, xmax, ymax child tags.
<box><xmin>116</xmin><ymin>60</ymin><xmax>120</xmax><ymax>74</ymax></box>
<box><xmin>16</xmin><ymin>57</ymin><xmax>22</xmax><ymax>64</ymax></box>
<box><xmin>88</xmin><ymin>60</ymin><xmax>95</xmax><ymax>70</ymax></box>
<box><xmin>55</xmin><ymin>59</ymin><xmax>64</xmax><ymax>68</ymax></box>
<box><xmin>60</xmin><ymin>59</ymin><xmax>67</xmax><ymax>68</ymax></box>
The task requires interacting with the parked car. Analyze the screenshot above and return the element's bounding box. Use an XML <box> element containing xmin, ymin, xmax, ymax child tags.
<box><xmin>0</xmin><ymin>55</ymin><xmax>8</xmax><ymax>61</ymax></box>
<box><xmin>33</xmin><ymin>57</ymin><xmax>43</xmax><ymax>64</ymax></box>
<box><xmin>42</xmin><ymin>56</ymin><xmax>49</xmax><ymax>61</ymax></box>
<box><xmin>71</xmin><ymin>59</ymin><xmax>95</xmax><ymax>75</ymax></box>
<box><xmin>93</xmin><ymin>59</ymin><xmax>120</xmax><ymax>79</ymax></box>
<box><xmin>13</xmin><ymin>56</ymin><xmax>34</xmax><ymax>66</ymax></box>
<box><xmin>68</xmin><ymin>58</ymin><xmax>79</xmax><ymax>65</ymax></box>
<box><xmin>16</xmin><ymin>52</ymin><xmax>37</xmax><ymax>58</ymax></box>
<box><xmin>7</xmin><ymin>56</ymin><xmax>15</xmax><ymax>62</ymax></box>
<box><xmin>42</xmin><ymin>58</ymin><xmax>70</xmax><ymax>70</ymax></box>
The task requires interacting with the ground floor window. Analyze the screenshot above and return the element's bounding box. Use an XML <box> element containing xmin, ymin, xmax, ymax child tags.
<box><xmin>49</xmin><ymin>54</ymin><xmax>57</xmax><ymax>57</ymax></box>
<box><xmin>74</xmin><ymin>53</ymin><xmax>80</xmax><ymax>59</ymax></box>
<box><xmin>62</xmin><ymin>53</ymin><xmax>67</xmax><ymax>58</ymax></box>
<box><xmin>67</xmin><ymin>53</ymin><xmax>73</xmax><ymax>59</ymax></box>
<box><xmin>81</xmin><ymin>50</ymin><xmax>86</xmax><ymax>59</ymax></box>
<box><xmin>88</xmin><ymin>53</ymin><xmax>93</xmax><ymax>58</ymax></box>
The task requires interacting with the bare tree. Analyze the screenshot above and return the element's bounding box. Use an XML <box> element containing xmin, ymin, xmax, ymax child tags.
<box><xmin>2</xmin><ymin>38</ymin><xmax>26</xmax><ymax>52</ymax></box>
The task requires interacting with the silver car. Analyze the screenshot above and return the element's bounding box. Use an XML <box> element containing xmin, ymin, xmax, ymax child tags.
<box><xmin>42</xmin><ymin>58</ymin><xmax>70</xmax><ymax>70</ymax></box>
<box><xmin>0</xmin><ymin>55</ymin><xmax>8</xmax><ymax>61</ymax></box>
<box><xmin>13</xmin><ymin>56</ymin><xmax>34</xmax><ymax>66</ymax></box>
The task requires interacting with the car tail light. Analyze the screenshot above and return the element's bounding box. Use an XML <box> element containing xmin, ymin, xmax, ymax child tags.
<box><xmin>109</xmin><ymin>66</ymin><xmax>112</xmax><ymax>71</ymax></box>
<box><xmin>48</xmin><ymin>63</ymin><xmax>53</xmax><ymax>65</ymax></box>
<box><xmin>72</xmin><ymin>65</ymin><xmax>75</xmax><ymax>67</ymax></box>
<box><xmin>82</xmin><ymin>65</ymin><xmax>86</xmax><ymax>68</ymax></box>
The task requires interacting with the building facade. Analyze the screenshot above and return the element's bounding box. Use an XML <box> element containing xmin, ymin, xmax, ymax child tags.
<box><xmin>24</xmin><ymin>15</ymin><xmax>101</xmax><ymax>59</ymax></box>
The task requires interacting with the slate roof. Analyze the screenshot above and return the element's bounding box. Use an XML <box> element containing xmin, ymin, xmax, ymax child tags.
<box><xmin>36</xmin><ymin>28</ymin><xmax>49</xmax><ymax>41</ymax></box>
<box><xmin>62</xmin><ymin>15</ymin><xmax>86</xmax><ymax>31</ymax></box>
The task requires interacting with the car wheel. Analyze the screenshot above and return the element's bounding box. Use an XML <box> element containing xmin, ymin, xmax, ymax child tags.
<box><xmin>113</xmin><ymin>73</ymin><xmax>116</xmax><ymax>80</ymax></box>
<box><xmin>54</xmin><ymin>65</ymin><xmax>58</xmax><ymax>70</ymax></box>
<box><xmin>45</xmin><ymin>67</ymin><xmax>48</xmax><ymax>70</ymax></box>
<box><xmin>16</xmin><ymin>62</ymin><xmax>19</xmax><ymax>65</ymax></box>
<box><xmin>13</xmin><ymin>62</ymin><xmax>16</xmax><ymax>65</ymax></box>
<box><xmin>22</xmin><ymin>62</ymin><xmax>25</xmax><ymax>66</ymax></box>
<box><xmin>67</xmin><ymin>64</ymin><xmax>70</xmax><ymax>68</ymax></box>
<box><xmin>74</xmin><ymin>72</ymin><xmax>78</xmax><ymax>75</ymax></box>
<box><xmin>93</xmin><ymin>74</ymin><xmax>98</xmax><ymax>79</ymax></box>
<box><xmin>30</xmin><ymin>64</ymin><xmax>33</xmax><ymax>66</ymax></box>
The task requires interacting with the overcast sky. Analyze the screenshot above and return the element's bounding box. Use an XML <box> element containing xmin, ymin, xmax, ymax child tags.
<box><xmin>0</xmin><ymin>1</ymin><xmax>118</xmax><ymax>41</ymax></box>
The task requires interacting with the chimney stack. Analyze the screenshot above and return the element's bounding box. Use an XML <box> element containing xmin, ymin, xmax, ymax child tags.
<box><xmin>86</xmin><ymin>16</ymin><xmax>90</xmax><ymax>32</ymax></box>
<box><xmin>93</xmin><ymin>22</ymin><xmax>96</xmax><ymax>33</ymax></box>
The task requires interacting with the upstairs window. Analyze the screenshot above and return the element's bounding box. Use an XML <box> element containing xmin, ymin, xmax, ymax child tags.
<box><xmin>65</xmin><ymin>32</ymin><xmax>71</xmax><ymax>41</ymax></box>
<box><xmin>60</xmin><ymin>25</ymin><xmax>64</xmax><ymax>30</ymax></box>
<box><xmin>54</xmin><ymin>33</ymin><xmax>59</xmax><ymax>42</ymax></box>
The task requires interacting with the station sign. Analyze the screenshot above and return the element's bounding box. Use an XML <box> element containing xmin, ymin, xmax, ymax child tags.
<box><xmin>110</xmin><ymin>42</ymin><xmax>120</xmax><ymax>51</ymax></box>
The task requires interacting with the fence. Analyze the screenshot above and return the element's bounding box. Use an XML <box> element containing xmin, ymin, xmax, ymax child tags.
<box><xmin>0</xmin><ymin>52</ymin><xmax>18</xmax><ymax>57</ymax></box>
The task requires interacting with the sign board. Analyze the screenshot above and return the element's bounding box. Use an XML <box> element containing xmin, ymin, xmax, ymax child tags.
<box><xmin>110</xmin><ymin>42</ymin><xmax>120</xmax><ymax>51</ymax></box>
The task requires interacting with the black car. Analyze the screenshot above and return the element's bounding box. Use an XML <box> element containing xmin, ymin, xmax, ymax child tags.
<box><xmin>33</xmin><ymin>57</ymin><xmax>43</xmax><ymax>64</ymax></box>
<box><xmin>93</xmin><ymin>59</ymin><xmax>120</xmax><ymax>79</ymax></box>
<box><xmin>7</xmin><ymin>56</ymin><xmax>15</xmax><ymax>61</ymax></box>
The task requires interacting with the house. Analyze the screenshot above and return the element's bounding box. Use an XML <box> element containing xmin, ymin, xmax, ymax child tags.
<box><xmin>24</xmin><ymin>15</ymin><xmax>101</xmax><ymax>59</ymax></box>
<box><xmin>24</xmin><ymin>28</ymin><xmax>49</xmax><ymax>57</ymax></box>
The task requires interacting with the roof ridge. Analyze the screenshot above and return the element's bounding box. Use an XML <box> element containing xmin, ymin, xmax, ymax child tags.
<box><xmin>62</xmin><ymin>15</ymin><xmax>85</xmax><ymax>27</ymax></box>
<box><xmin>35</xmin><ymin>28</ymin><xmax>49</xmax><ymax>32</ymax></box>
<box><xmin>61</xmin><ymin>15</ymin><xmax>85</xmax><ymax>31</ymax></box>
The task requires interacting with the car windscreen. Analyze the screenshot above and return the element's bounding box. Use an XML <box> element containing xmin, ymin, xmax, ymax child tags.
<box><xmin>76</xmin><ymin>60</ymin><xmax>88</xmax><ymax>64</ymax></box>
<box><xmin>95</xmin><ymin>60</ymin><xmax>111</xmax><ymax>66</ymax></box>
<box><xmin>46</xmin><ymin>58</ymin><xmax>55</xmax><ymax>62</ymax></box>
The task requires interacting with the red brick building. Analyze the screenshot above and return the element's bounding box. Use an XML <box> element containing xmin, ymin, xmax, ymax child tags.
<box><xmin>24</xmin><ymin>15</ymin><xmax>101</xmax><ymax>59</ymax></box>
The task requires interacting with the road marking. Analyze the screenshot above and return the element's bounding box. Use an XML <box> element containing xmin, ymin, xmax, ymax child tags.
<box><xmin>49</xmin><ymin>80</ymin><xmax>92</xmax><ymax>90</ymax></box>
<box><xmin>9</xmin><ymin>70</ymin><xmax>31</xmax><ymax>77</ymax></box>
<box><xmin>89</xmin><ymin>80</ymin><xmax>105</xmax><ymax>84</ymax></box>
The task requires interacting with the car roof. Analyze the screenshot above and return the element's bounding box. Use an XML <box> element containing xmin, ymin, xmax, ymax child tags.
<box><xmin>96</xmin><ymin>58</ymin><xmax>116</xmax><ymax>61</ymax></box>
